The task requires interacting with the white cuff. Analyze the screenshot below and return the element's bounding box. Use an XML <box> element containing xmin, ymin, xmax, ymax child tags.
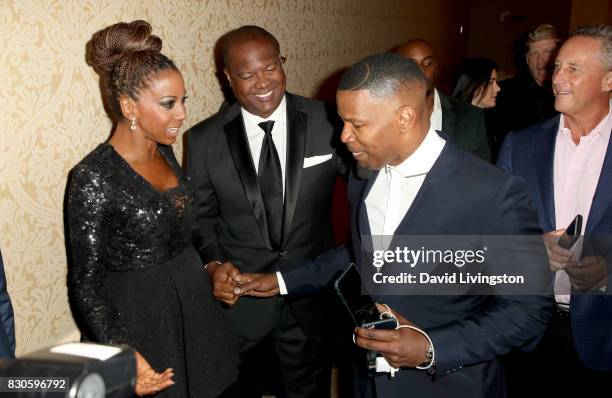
<box><xmin>276</xmin><ymin>271</ymin><xmax>288</xmax><ymax>295</ymax></box>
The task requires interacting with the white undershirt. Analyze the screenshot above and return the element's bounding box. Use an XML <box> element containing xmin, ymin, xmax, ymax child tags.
<box><xmin>430</xmin><ymin>89</ymin><xmax>443</xmax><ymax>132</ymax></box>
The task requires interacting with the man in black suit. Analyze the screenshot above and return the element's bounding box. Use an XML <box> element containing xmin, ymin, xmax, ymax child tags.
<box><xmin>490</xmin><ymin>24</ymin><xmax>559</xmax><ymax>160</ymax></box>
<box><xmin>185</xmin><ymin>25</ymin><xmax>347</xmax><ymax>398</ymax></box>
<box><xmin>395</xmin><ymin>39</ymin><xmax>491</xmax><ymax>162</ymax></box>
<box><xmin>236</xmin><ymin>53</ymin><xmax>553</xmax><ymax>397</ymax></box>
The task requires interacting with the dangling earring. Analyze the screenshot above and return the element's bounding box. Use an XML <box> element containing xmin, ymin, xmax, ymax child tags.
<box><xmin>130</xmin><ymin>118</ymin><xmax>136</xmax><ymax>131</ymax></box>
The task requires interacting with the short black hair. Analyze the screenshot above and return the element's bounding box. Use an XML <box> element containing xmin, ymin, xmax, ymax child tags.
<box><xmin>222</xmin><ymin>25</ymin><xmax>280</xmax><ymax>68</ymax></box>
<box><xmin>452</xmin><ymin>57</ymin><xmax>498</xmax><ymax>104</ymax></box>
<box><xmin>338</xmin><ymin>53</ymin><xmax>429</xmax><ymax>98</ymax></box>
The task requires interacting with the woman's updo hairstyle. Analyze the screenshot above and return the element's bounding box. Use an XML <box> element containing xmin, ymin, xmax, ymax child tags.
<box><xmin>87</xmin><ymin>20</ymin><xmax>177</xmax><ymax>120</ymax></box>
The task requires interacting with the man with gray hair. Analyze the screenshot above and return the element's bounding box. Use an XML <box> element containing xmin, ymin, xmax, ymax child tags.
<box><xmin>498</xmin><ymin>25</ymin><xmax>612</xmax><ymax>393</ymax></box>
<box><xmin>237</xmin><ymin>53</ymin><xmax>552</xmax><ymax>397</ymax></box>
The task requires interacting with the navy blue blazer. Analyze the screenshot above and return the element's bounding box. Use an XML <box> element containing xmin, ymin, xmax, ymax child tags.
<box><xmin>0</xmin><ymin>250</ymin><xmax>15</xmax><ymax>358</ymax></box>
<box><xmin>497</xmin><ymin>115</ymin><xmax>612</xmax><ymax>370</ymax></box>
<box><xmin>284</xmin><ymin>141</ymin><xmax>553</xmax><ymax>397</ymax></box>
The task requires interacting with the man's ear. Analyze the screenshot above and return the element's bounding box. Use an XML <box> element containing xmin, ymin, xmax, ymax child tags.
<box><xmin>602</xmin><ymin>70</ymin><xmax>612</xmax><ymax>92</ymax></box>
<box><xmin>223</xmin><ymin>69</ymin><xmax>231</xmax><ymax>86</ymax></box>
<box><xmin>119</xmin><ymin>95</ymin><xmax>137</xmax><ymax>121</ymax></box>
<box><xmin>398</xmin><ymin>105</ymin><xmax>416</xmax><ymax>132</ymax></box>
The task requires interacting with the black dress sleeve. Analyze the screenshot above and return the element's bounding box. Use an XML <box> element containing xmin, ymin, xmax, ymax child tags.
<box><xmin>67</xmin><ymin>165</ymin><xmax>133</xmax><ymax>346</ymax></box>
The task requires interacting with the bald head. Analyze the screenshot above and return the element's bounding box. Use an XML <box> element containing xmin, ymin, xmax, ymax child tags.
<box><xmin>222</xmin><ymin>25</ymin><xmax>280</xmax><ymax>68</ymax></box>
<box><xmin>395</xmin><ymin>39</ymin><xmax>437</xmax><ymax>85</ymax></box>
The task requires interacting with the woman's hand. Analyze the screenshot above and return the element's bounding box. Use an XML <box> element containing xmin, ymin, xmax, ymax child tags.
<box><xmin>134</xmin><ymin>351</ymin><xmax>175</xmax><ymax>396</ymax></box>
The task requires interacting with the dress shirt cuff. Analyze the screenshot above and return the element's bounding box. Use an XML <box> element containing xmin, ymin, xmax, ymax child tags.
<box><xmin>276</xmin><ymin>271</ymin><xmax>288</xmax><ymax>295</ymax></box>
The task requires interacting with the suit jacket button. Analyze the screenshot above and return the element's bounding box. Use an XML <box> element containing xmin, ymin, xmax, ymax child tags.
<box><xmin>279</xmin><ymin>250</ymin><xmax>288</xmax><ymax>257</ymax></box>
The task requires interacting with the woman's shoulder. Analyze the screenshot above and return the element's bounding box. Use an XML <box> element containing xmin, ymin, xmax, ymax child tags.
<box><xmin>70</xmin><ymin>143</ymin><xmax>116</xmax><ymax>185</ymax></box>
<box><xmin>73</xmin><ymin>142</ymin><xmax>114</xmax><ymax>167</ymax></box>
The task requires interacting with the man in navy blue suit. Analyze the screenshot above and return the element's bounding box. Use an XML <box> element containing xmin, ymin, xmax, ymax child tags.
<box><xmin>236</xmin><ymin>53</ymin><xmax>552</xmax><ymax>397</ymax></box>
<box><xmin>0</xmin><ymin>249</ymin><xmax>15</xmax><ymax>358</ymax></box>
<box><xmin>497</xmin><ymin>25</ymin><xmax>612</xmax><ymax>393</ymax></box>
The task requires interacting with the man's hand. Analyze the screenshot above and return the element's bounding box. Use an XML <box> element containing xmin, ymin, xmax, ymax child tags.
<box><xmin>205</xmin><ymin>261</ymin><xmax>241</xmax><ymax>306</ymax></box>
<box><xmin>134</xmin><ymin>351</ymin><xmax>174</xmax><ymax>396</ymax></box>
<box><xmin>233</xmin><ymin>273</ymin><xmax>280</xmax><ymax>297</ymax></box>
<box><xmin>353</xmin><ymin>304</ymin><xmax>429</xmax><ymax>368</ymax></box>
<box><xmin>565</xmin><ymin>256</ymin><xmax>608</xmax><ymax>291</ymax></box>
<box><xmin>543</xmin><ymin>229</ymin><xmax>574</xmax><ymax>271</ymax></box>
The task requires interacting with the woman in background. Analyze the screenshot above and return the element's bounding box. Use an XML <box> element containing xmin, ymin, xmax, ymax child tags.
<box><xmin>453</xmin><ymin>57</ymin><xmax>501</xmax><ymax>109</ymax></box>
<box><xmin>67</xmin><ymin>20</ymin><xmax>237</xmax><ymax>397</ymax></box>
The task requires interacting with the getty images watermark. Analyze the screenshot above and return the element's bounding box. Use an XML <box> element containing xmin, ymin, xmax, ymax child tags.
<box><xmin>371</xmin><ymin>246</ymin><xmax>523</xmax><ymax>286</ymax></box>
<box><xmin>361</xmin><ymin>235</ymin><xmax>554</xmax><ymax>295</ymax></box>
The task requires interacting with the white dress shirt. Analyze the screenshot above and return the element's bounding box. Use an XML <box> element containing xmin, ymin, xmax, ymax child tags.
<box><xmin>366</xmin><ymin>127</ymin><xmax>446</xmax><ymax>250</ymax></box>
<box><xmin>553</xmin><ymin>107</ymin><xmax>612</xmax><ymax>305</ymax></box>
<box><xmin>430</xmin><ymin>89</ymin><xmax>443</xmax><ymax>132</ymax></box>
<box><xmin>241</xmin><ymin>95</ymin><xmax>288</xmax><ymax>195</ymax></box>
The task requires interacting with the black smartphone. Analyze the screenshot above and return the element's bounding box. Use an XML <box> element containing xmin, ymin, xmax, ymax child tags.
<box><xmin>557</xmin><ymin>215</ymin><xmax>583</xmax><ymax>250</ymax></box>
<box><xmin>334</xmin><ymin>264</ymin><xmax>398</xmax><ymax>330</ymax></box>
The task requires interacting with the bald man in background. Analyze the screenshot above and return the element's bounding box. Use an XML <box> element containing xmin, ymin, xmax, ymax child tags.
<box><xmin>395</xmin><ymin>39</ymin><xmax>491</xmax><ymax>162</ymax></box>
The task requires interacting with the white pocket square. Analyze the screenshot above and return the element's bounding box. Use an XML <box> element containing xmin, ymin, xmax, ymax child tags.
<box><xmin>303</xmin><ymin>154</ymin><xmax>332</xmax><ymax>168</ymax></box>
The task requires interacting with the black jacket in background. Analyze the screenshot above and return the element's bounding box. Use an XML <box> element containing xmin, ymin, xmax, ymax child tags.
<box><xmin>439</xmin><ymin>92</ymin><xmax>491</xmax><ymax>163</ymax></box>
<box><xmin>487</xmin><ymin>73</ymin><xmax>557</xmax><ymax>161</ymax></box>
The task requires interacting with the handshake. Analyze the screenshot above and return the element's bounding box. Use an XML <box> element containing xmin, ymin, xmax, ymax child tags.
<box><xmin>204</xmin><ymin>261</ymin><xmax>281</xmax><ymax>306</ymax></box>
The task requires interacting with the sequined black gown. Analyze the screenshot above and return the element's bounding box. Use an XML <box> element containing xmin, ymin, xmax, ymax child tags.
<box><xmin>67</xmin><ymin>143</ymin><xmax>238</xmax><ymax>398</ymax></box>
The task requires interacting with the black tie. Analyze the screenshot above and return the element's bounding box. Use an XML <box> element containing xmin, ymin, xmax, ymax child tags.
<box><xmin>258</xmin><ymin>121</ymin><xmax>283</xmax><ymax>249</ymax></box>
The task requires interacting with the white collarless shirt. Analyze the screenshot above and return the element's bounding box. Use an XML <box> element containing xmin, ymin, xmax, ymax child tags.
<box><xmin>365</xmin><ymin>128</ymin><xmax>446</xmax><ymax>249</ymax></box>
<box><xmin>277</xmin><ymin>127</ymin><xmax>446</xmax><ymax>294</ymax></box>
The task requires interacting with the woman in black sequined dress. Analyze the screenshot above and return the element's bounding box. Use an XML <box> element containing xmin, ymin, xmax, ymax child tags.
<box><xmin>66</xmin><ymin>21</ymin><xmax>238</xmax><ymax>397</ymax></box>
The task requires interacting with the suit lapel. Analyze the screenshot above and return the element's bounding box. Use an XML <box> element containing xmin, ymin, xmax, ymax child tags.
<box><xmin>440</xmin><ymin>93</ymin><xmax>456</xmax><ymax>135</ymax></box>
<box><xmin>357</xmin><ymin>171</ymin><xmax>378</xmax><ymax>238</ymax></box>
<box><xmin>224</xmin><ymin>113</ymin><xmax>272</xmax><ymax>249</ymax></box>
<box><xmin>390</xmin><ymin>142</ymin><xmax>456</xmax><ymax>236</ymax></box>
<box><xmin>354</xmin><ymin>171</ymin><xmax>377</xmax><ymax>263</ymax></box>
<box><xmin>535</xmin><ymin>117</ymin><xmax>559</xmax><ymax>231</ymax></box>
<box><xmin>282</xmin><ymin>96</ymin><xmax>306</xmax><ymax>246</ymax></box>
<box><xmin>585</xmin><ymin>132</ymin><xmax>612</xmax><ymax>233</ymax></box>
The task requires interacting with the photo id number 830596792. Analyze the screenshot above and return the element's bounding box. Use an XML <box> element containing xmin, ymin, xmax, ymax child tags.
<box><xmin>0</xmin><ymin>377</ymin><xmax>69</xmax><ymax>392</ymax></box>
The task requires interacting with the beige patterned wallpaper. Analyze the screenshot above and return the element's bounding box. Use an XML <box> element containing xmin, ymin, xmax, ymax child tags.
<box><xmin>0</xmin><ymin>0</ymin><xmax>461</xmax><ymax>355</ymax></box>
